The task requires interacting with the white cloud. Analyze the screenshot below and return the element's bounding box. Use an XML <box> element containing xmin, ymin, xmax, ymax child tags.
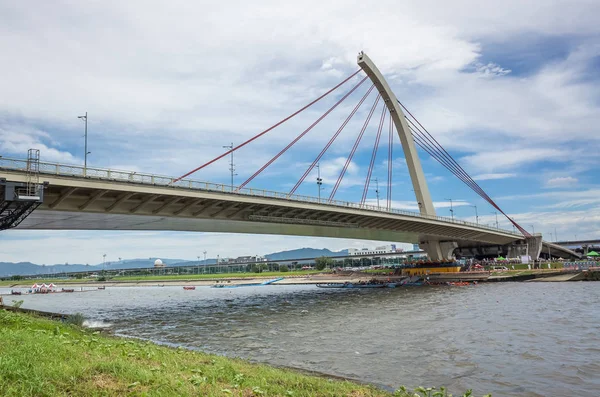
<box><xmin>473</xmin><ymin>173</ymin><xmax>517</xmax><ymax>181</ymax></box>
<box><xmin>545</xmin><ymin>176</ymin><xmax>579</xmax><ymax>188</ymax></box>
<box><xmin>0</xmin><ymin>0</ymin><xmax>599</xmax><ymax>263</ymax></box>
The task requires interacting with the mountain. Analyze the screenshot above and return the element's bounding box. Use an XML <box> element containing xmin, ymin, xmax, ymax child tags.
<box><xmin>0</xmin><ymin>249</ymin><xmax>348</xmax><ymax>277</ymax></box>
<box><xmin>265</xmin><ymin>248</ymin><xmax>348</xmax><ymax>261</ymax></box>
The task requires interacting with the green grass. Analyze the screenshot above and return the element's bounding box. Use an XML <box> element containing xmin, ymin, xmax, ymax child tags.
<box><xmin>112</xmin><ymin>270</ymin><xmax>323</xmax><ymax>282</ymax></box>
<box><xmin>0</xmin><ymin>309</ymin><xmax>394</xmax><ymax>397</ymax></box>
<box><xmin>0</xmin><ymin>310</ymin><xmax>489</xmax><ymax>397</ymax></box>
<box><xmin>0</xmin><ymin>271</ymin><xmax>324</xmax><ymax>286</ymax></box>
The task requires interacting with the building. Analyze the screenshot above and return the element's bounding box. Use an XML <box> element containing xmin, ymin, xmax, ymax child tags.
<box><xmin>226</xmin><ymin>255</ymin><xmax>267</xmax><ymax>264</ymax></box>
<box><xmin>154</xmin><ymin>259</ymin><xmax>166</xmax><ymax>268</ymax></box>
<box><xmin>348</xmin><ymin>244</ymin><xmax>401</xmax><ymax>256</ymax></box>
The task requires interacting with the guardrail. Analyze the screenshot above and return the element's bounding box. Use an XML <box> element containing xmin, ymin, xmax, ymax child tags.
<box><xmin>0</xmin><ymin>157</ymin><xmax>521</xmax><ymax>236</ymax></box>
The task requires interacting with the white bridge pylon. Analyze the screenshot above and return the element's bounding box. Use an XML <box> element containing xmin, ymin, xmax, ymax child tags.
<box><xmin>358</xmin><ymin>52</ymin><xmax>448</xmax><ymax>260</ymax></box>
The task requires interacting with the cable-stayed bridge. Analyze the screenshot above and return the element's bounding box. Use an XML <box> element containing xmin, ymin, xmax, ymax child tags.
<box><xmin>0</xmin><ymin>52</ymin><xmax>579</xmax><ymax>260</ymax></box>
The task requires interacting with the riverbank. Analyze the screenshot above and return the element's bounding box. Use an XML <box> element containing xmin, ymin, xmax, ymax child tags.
<box><xmin>2</xmin><ymin>268</ymin><xmax>595</xmax><ymax>290</ymax></box>
<box><xmin>0</xmin><ymin>309</ymin><xmax>400</xmax><ymax>396</ymax></box>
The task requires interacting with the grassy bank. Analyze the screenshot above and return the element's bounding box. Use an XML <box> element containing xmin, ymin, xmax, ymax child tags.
<box><xmin>0</xmin><ymin>310</ymin><xmax>394</xmax><ymax>396</ymax></box>
<box><xmin>0</xmin><ymin>271</ymin><xmax>325</xmax><ymax>287</ymax></box>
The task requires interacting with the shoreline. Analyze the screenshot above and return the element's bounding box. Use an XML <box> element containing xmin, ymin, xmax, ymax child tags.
<box><xmin>0</xmin><ymin>308</ymin><xmax>402</xmax><ymax>396</ymax></box>
<box><xmin>2</xmin><ymin>268</ymin><xmax>595</xmax><ymax>291</ymax></box>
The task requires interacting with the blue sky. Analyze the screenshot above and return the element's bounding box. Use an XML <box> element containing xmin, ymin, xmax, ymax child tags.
<box><xmin>0</xmin><ymin>0</ymin><xmax>599</xmax><ymax>264</ymax></box>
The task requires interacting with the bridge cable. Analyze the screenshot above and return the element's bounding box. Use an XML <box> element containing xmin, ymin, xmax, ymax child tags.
<box><xmin>236</xmin><ymin>75</ymin><xmax>369</xmax><ymax>191</ymax></box>
<box><xmin>289</xmin><ymin>84</ymin><xmax>376</xmax><ymax>195</ymax></box>
<box><xmin>328</xmin><ymin>95</ymin><xmax>381</xmax><ymax>201</ymax></box>
<box><xmin>408</xmin><ymin>124</ymin><xmax>529</xmax><ymax>236</ymax></box>
<box><xmin>387</xmin><ymin>113</ymin><xmax>393</xmax><ymax>211</ymax></box>
<box><xmin>360</xmin><ymin>104</ymin><xmax>387</xmax><ymax>206</ymax></box>
<box><xmin>172</xmin><ymin>69</ymin><xmax>362</xmax><ymax>183</ymax></box>
<box><xmin>399</xmin><ymin>100</ymin><xmax>530</xmax><ymax>236</ymax></box>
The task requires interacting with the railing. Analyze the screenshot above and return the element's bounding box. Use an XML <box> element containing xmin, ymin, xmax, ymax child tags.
<box><xmin>0</xmin><ymin>157</ymin><xmax>521</xmax><ymax>236</ymax></box>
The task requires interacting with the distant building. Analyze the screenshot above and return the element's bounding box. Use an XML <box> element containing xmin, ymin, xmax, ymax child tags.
<box><xmin>412</xmin><ymin>244</ymin><xmax>420</xmax><ymax>251</ymax></box>
<box><xmin>154</xmin><ymin>259</ymin><xmax>166</xmax><ymax>268</ymax></box>
<box><xmin>227</xmin><ymin>255</ymin><xmax>267</xmax><ymax>264</ymax></box>
<box><xmin>348</xmin><ymin>244</ymin><xmax>401</xmax><ymax>256</ymax></box>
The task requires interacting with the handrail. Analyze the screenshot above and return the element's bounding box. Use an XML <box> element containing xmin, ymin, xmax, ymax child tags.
<box><xmin>0</xmin><ymin>157</ymin><xmax>521</xmax><ymax>236</ymax></box>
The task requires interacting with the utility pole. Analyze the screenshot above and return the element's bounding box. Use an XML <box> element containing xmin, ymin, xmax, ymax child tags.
<box><xmin>222</xmin><ymin>143</ymin><xmax>237</xmax><ymax>191</ymax></box>
<box><xmin>491</xmin><ymin>211</ymin><xmax>499</xmax><ymax>229</ymax></box>
<box><xmin>78</xmin><ymin>112</ymin><xmax>90</xmax><ymax>175</ymax></box>
<box><xmin>445</xmin><ymin>198</ymin><xmax>454</xmax><ymax>221</ymax></box>
<box><xmin>375</xmin><ymin>177</ymin><xmax>380</xmax><ymax>209</ymax></box>
<box><xmin>316</xmin><ymin>163</ymin><xmax>323</xmax><ymax>202</ymax></box>
<box><xmin>470</xmin><ymin>205</ymin><xmax>479</xmax><ymax>224</ymax></box>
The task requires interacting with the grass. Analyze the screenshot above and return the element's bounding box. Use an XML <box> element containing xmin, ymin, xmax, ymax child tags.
<box><xmin>0</xmin><ymin>271</ymin><xmax>324</xmax><ymax>286</ymax></box>
<box><xmin>0</xmin><ymin>310</ymin><xmax>394</xmax><ymax>397</ymax></box>
<box><xmin>112</xmin><ymin>270</ymin><xmax>323</xmax><ymax>282</ymax></box>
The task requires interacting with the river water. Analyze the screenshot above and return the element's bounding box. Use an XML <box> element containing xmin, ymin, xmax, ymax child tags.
<box><xmin>3</xmin><ymin>282</ymin><xmax>599</xmax><ymax>396</ymax></box>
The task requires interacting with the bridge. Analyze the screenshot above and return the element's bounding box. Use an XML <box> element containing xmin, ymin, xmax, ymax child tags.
<box><xmin>0</xmin><ymin>52</ymin><xmax>579</xmax><ymax>261</ymax></box>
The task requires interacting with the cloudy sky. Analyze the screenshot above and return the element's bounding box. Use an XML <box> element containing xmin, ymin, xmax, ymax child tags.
<box><xmin>1</xmin><ymin>0</ymin><xmax>599</xmax><ymax>265</ymax></box>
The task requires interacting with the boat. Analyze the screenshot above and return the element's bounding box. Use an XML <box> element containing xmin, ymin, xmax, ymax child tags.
<box><xmin>61</xmin><ymin>288</ymin><xmax>75</xmax><ymax>293</ymax></box>
<box><xmin>183</xmin><ymin>286</ymin><xmax>196</xmax><ymax>290</ymax></box>
<box><xmin>211</xmin><ymin>278</ymin><xmax>284</xmax><ymax>289</ymax></box>
<box><xmin>97</xmin><ymin>286</ymin><xmax>106</xmax><ymax>290</ymax></box>
<box><xmin>10</xmin><ymin>290</ymin><xmax>22</xmax><ymax>295</ymax></box>
<box><xmin>316</xmin><ymin>282</ymin><xmax>386</xmax><ymax>289</ymax></box>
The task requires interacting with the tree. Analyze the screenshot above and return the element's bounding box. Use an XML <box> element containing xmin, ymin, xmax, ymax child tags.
<box><xmin>279</xmin><ymin>264</ymin><xmax>289</xmax><ymax>272</ymax></box>
<box><xmin>315</xmin><ymin>256</ymin><xmax>334</xmax><ymax>271</ymax></box>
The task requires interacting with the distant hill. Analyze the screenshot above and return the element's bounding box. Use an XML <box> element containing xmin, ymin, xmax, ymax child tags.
<box><xmin>0</xmin><ymin>249</ymin><xmax>348</xmax><ymax>277</ymax></box>
<box><xmin>265</xmin><ymin>248</ymin><xmax>348</xmax><ymax>261</ymax></box>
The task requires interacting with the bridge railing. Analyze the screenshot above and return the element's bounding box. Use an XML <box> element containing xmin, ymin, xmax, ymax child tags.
<box><xmin>0</xmin><ymin>157</ymin><xmax>520</xmax><ymax>236</ymax></box>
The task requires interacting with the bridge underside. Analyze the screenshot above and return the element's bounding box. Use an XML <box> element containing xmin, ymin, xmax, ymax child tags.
<box><xmin>1</xmin><ymin>171</ymin><xmax>580</xmax><ymax>259</ymax></box>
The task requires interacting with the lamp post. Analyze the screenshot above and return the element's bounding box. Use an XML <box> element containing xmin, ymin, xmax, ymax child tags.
<box><xmin>197</xmin><ymin>256</ymin><xmax>200</xmax><ymax>275</ymax></box>
<box><xmin>491</xmin><ymin>211</ymin><xmax>499</xmax><ymax>229</ymax></box>
<box><xmin>78</xmin><ymin>112</ymin><xmax>90</xmax><ymax>176</ymax></box>
<box><xmin>223</xmin><ymin>143</ymin><xmax>237</xmax><ymax>191</ymax></box>
<box><xmin>445</xmin><ymin>198</ymin><xmax>454</xmax><ymax>221</ymax></box>
<box><xmin>203</xmin><ymin>250</ymin><xmax>207</xmax><ymax>274</ymax></box>
<box><xmin>530</xmin><ymin>225</ymin><xmax>535</xmax><ymax>235</ymax></box>
<box><xmin>470</xmin><ymin>205</ymin><xmax>479</xmax><ymax>224</ymax></box>
<box><xmin>316</xmin><ymin>163</ymin><xmax>323</xmax><ymax>203</ymax></box>
<box><xmin>102</xmin><ymin>253</ymin><xmax>106</xmax><ymax>273</ymax></box>
<box><xmin>374</xmin><ymin>177</ymin><xmax>380</xmax><ymax>209</ymax></box>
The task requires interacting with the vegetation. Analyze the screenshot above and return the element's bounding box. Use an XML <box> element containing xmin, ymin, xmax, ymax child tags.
<box><xmin>0</xmin><ymin>270</ymin><xmax>325</xmax><ymax>286</ymax></box>
<box><xmin>315</xmin><ymin>256</ymin><xmax>334</xmax><ymax>271</ymax></box>
<box><xmin>0</xmin><ymin>310</ymin><xmax>489</xmax><ymax>397</ymax></box>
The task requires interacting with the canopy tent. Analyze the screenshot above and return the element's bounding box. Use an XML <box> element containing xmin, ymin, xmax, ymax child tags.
<box><xmin>31</xmin><ymin>283</ymin><xmax>39</xmax><ymax>289</ymax></box>
<box><xmin>497</xmin><ymin>256</ymin><xmax>506</xmax><ymax>260</ymax></box>
<box><xmin>587</xmin><ymin>251</ymin><xmax>599</xmax><ymax>257</ymax></box>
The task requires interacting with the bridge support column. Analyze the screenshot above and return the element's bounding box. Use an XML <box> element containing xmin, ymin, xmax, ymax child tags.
<box><xmin>525</xmin><ymin>234</ymin><xmax>543</xmax><ymax>260</ymax></box>
<box><xmin>420</xmin><ymin>240</ymin><xmax>457</xmax><ymax>261</ymax></box>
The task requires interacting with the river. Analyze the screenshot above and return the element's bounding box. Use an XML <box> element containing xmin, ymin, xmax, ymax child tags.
<box><xmin>2</xmin><ymin>282</ymin><xmax>599</xmax><ymax>396</ymax></box>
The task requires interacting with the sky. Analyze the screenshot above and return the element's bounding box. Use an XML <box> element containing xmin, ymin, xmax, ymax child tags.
<box><xmin>1</xmin><ymin>0</ymin><xmax>599</xmax><ymax>265</ymax></box>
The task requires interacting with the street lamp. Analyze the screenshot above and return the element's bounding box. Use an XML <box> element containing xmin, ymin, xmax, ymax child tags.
<box><xmin>203</xmin><ymin>250</ymin><xmax>207</xmax><ymax>274</ymax></box>
<box><xmin>223</xmin><ymin>143</ymin><xmax>237</xmax><ymax>191</ymax></box>
<box><xmin>445</xmin><ymin>198</ymin><xmax>454</xmax><ymax>221</ymax></box>
<box><xmin>102</xmin><ymin>253</ymin><xmax>106</xmax><ymax>272</ymax></box>
<box><xmin>490</xmin><ymin>211</ymin><xmax>499</xmax><ymax>229</ymax></box>
<box><xmin>78</xmin><ymin>112</ymin><xmax>90</xmax><ymax>175</ymax></box>
<box><xmin>374</xmin><ymin>177</ymin><xmax>380</xmax><ymax>209</ymax></box>
<box><xmin>470</xmin><ymin>205</ymin><xmax>479</xmax><ymax>224</ymax></box>
<box><xmin>530</xmin><ymin>225</ymin><xmax>535</xmax><ymax>235</ymax></box>
<box><xmin>316</xmin><ymin>163</ymin><xmax>323</xmax><ymax>202</ymax></box>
